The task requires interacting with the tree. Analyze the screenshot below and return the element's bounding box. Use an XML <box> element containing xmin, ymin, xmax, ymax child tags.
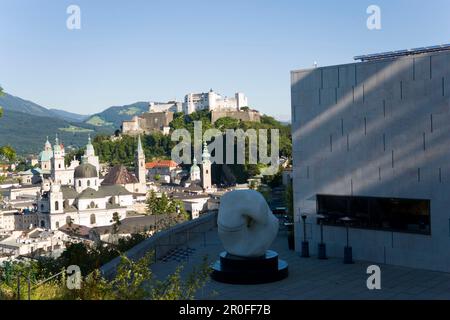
<box><xmin>146</xmin><ymin>190</ymin><xmax>158</xmax><ymax>215</ymax></box>
<box><xmin>0</xmin><ymin>145</ymin><xmax>17</xmax><ymax>163</ymax></box>
<box><xmin>214</xmin><ymin>117</ymin><xmax>240</xmax><ymax>130</ymax></box>
<box><xmin>109</xmin><ymin>212</ymin><xmax>122</xmax><ymax>244</ymax></box>
<box><xmin>0</xmin><ymin>86</ymin><xmax>3</xmax><ymax>118</ymax></box>
<box><xmin>1</xmin><ymin>247</ymin><xmax>211</xmax><ymax>300</ymax></box>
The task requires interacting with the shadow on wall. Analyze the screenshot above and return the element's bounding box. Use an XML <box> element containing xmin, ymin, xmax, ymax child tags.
<box><xmin>291</xmin><ymin>54</ymin><xmax>450</xmax><ymax>202</ymax></box>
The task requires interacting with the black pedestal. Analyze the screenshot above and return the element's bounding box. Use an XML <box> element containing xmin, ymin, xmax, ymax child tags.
<box><xmin>344</xmin><ymin>246</ymin><xmax>354</xmax><ymax>264</ymax></box>
<box><xmin>211</xmin><ymin>250</ymin><xmax>289</xmax><ymax>285</ymax></box>
<box><xmin>301</xmin><ymin>241</ymin><xmax>310</xmax><ymax>258</ymax></box>
<box><xmin>318</xmin><ymin>243</ymin><xmax>327</xmax><ymax>260</ymax></box>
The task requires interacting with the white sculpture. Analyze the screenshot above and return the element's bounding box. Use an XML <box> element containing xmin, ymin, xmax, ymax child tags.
<box><xmin>217</xmin><ymin>190</ymin><xmax>279</xmax><ymax>258</ymax></box>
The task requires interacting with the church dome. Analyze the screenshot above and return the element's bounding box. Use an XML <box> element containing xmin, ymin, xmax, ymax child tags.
<box><xmin>74</xmin><ymin>163</ymin><xmax>98</xmax><ymax>179</ymax></box>
<box><xmin>190</xmin><ymin>157</ymin><xmax>200</xmax><ymax>173</ymax></box>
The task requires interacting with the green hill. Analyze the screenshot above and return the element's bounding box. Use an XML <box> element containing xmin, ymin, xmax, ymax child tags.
<box><xmin>0</xmin><ymin>92</ymin><xmax>146</xmax><ymax>154</ymax></box>
<box><xmin>49</xmin><ymin>109</ymin><xmax>90</xmax><ymax>122</ymax></box>
<box><xmin>0</xmin><ymin>110</ymin><xmax>113</xmax><ymax>154</ymax></box>
<box><xmin>0</xmin><ymin>93</ymin><xmax>50</xmax><ymax>117</ymax></box>
<box><xmin>84</xmin><ymin>102</ymin><xmax>148</xmax><ymax>129</ymax></box>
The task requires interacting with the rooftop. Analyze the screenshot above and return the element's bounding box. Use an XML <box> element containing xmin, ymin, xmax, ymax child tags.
<box><xmin>354</xmin><ymin>43</ymin><xmax>450</xmax><ymax>62</ymax></box>
<box><xmin>149</xmin><ymin>226</ymin><xmax>450</xmax><ymax>300</ymax></box>
<box><xmin>102</xmin><ymin>165</ymin><xmax>138</xmax><ymax>185</ymax></box>
<box><xmin>146</xmin><ymin>160</ymin><xmax>178</xmax><ymax>170</ymax></box>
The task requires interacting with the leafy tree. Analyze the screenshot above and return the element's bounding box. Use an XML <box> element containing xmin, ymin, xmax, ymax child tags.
<box><xmin>0</xmin><ymin>86</ymin><xmax>4</xmax><ymax>118</ymax></box>
<box><xmin>109</xmin><ymin>212</ymin><xmax>122</xmax><ymax>244</ymax></box>
<box><xmin>1</xmin><ymin>248</ymin><xmax>211</xmax><ymax>300</ymax></box>
<box><xmin>0</xmin><ymin>145</ymin><xmax>16</xmax><ymax>163</ymax></box>
<box><xmin>146</xmin><ymin>190</ymin><xmax>158</xmax><ymax>215</ymax></box>
<box><xmin>214</xmin><ymin>117</ymin><xmax>240</xmax><ymax>130</ymax></box>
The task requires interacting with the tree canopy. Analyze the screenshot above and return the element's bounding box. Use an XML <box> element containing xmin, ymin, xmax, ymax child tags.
<box><xmin>66</xmin><ymin>109</ymin><xmax>292</xmax><ymax>184</ymax></box>
<box><xmin>0</xmin><ymin>86</ymin><xmax>3</xmax><ymax>118</ymax></box>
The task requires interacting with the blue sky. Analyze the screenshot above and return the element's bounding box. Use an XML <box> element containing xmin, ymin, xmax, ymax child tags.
<box><xmin>0</xmin><ymin>0</ymin><xmax>449</xmax><ymax>120</ymax></box>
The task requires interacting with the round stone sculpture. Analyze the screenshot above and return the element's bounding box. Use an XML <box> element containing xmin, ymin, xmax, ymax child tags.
<box><xmin>217</xmin><ymin>189</ymin><xmax>279</xmax><ymax>258</ymax></box>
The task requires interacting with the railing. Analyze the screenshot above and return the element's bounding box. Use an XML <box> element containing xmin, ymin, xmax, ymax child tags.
<box><xmin>100</xmin><ymin>211</ymin><xmax>218</xmax><ymax>278</ymax></box>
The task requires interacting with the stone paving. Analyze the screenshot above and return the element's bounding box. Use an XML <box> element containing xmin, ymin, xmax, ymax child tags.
<box><xmin>149</xmin><ymin>228</ymin><xmax>450</xmax><ymax>300</ymax></box>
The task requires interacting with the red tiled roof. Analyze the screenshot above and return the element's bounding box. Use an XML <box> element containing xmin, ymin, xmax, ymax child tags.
<box><xmin>146</xmin><ymin>160</ymin><xmax>178</xmax><ymax>169</ymax></box>
<box><xmin>102</xmin><ymin>165</ymin><xmax>138</xmax><ymax>185</ymax></box>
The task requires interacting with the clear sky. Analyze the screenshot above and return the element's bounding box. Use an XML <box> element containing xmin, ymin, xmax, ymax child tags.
<box><xmin>1</xmin><ymin>0</ymin><xmax>449</xmax><ymax>120</ymax></box>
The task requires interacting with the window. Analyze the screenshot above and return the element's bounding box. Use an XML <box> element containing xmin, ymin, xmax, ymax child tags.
<box><xmin>55</xmin><ymin>201</ymin><xmax>59</xmax><ymax>211</ymax></box>
<box><xmin>90</xmin><ymin>201</ymin><xmax>95</xmax><ymax>208</ymax></box>
<box><xmin>87</xmin><ymin>180</ymin><xmax>91</xmax><ymax>187</ymax></box>
<box><xmin>55</xmin><ymin>221</ymin><xmax>60</xmax><ymax>229</ymax></box>
<box><xmin>90</xmin><ymin>214</ymin><xmax>96</xmax><ymax>225</ymax></box>
<box><xmin>58</xmin><ymin>164</ymin><xmax>61</xmax><ymax>169</ymax></box>
<box><xmin>66</xmin><ymin>216</ymin><xmax>72</xmax><ymax>225</ymax></box>
<box><xmin>78</xmin><ymin>180</ymin><xmax>81</xmax><ymax>187</ymax></box>
<box><xmin>317</xmin><ymin>194</ymin><xmax>431</xmax><ymax>235</ymax></box>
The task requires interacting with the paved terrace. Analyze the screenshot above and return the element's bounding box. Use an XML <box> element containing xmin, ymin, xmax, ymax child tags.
<box><xmin>102</xmin><ymin>213</ymin><xmax>450</xmax><ymax>300</ymax></box>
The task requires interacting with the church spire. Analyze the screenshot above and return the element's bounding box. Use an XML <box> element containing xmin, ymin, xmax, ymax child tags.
<box><xmin>202</xmin><ymin>141</ymin><xmax>211</xmax><ymax>163</ymax></box>
<box><xmin>85</xmin><ymin>133</ymin><xmax>95</xmax><ymax>157</ymax></box>
<box><xmin>135</xmin><ymin>135</ymin><xmax>146</xmax><ymax>185</ymax></box>
<box><xmin>137</xmin><ymin>135</ymin><xmax>144</xmax><ymax>156</ymax></box>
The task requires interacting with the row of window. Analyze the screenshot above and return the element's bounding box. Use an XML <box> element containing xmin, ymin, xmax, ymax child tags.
<box><xmin>316</xmin><ymin>194</ymin><xmax>431</xmax><ymax>235</ymax></box>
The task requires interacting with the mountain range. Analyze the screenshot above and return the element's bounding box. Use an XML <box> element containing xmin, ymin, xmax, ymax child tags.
<box><xmin>0</xmin><ymin>93</ymin><xmax>149</xmax><ymax>155</ymax></box>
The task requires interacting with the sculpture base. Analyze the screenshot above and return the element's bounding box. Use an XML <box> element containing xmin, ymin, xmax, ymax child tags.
<box><xmin>211</xmin><ymin>250</ymin><xmax>288</xmax><ymax>285</ymax></box>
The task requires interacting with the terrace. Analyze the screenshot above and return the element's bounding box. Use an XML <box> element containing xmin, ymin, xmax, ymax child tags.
<box><xmin>102</xmin><ymin>212</ymin><xmax>450</xmax><ymax>300</ymax></box>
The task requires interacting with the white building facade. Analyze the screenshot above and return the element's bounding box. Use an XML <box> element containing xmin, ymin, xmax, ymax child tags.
<box><xmin>35</xmin><ymin>136</ymin><xmax>141</xmax><ymax>230</ymax></box>
<box><xmin>183</xmin><ymin>89</ymin><xmax>248</xmax><ymax>114</ymax></box>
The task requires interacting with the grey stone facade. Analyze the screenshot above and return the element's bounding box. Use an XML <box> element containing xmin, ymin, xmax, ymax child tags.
<box><xmin>291</xmin><ymin>50</ymin><xmax>450</xmax><ymax>272</ymax></box>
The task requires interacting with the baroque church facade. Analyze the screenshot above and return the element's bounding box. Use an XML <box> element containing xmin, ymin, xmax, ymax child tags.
<box><xmin>36</xmin><ymin>135</ymin><xmax>147</xmax><ymax>230</ymax></box>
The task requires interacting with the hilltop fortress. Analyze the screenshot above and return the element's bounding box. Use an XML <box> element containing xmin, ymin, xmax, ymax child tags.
<box><xmin>121</xmin><ymin>89</ymin><xmax>260</xmax><ymax>136</ymax></box>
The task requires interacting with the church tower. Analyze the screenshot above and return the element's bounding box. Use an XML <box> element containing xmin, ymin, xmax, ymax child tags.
<box><xmin>51</xmin><ymin>135</ymin><xmax>65</xmax><ymax>184</ymax></box>
<box><xmin>190</xmin><ymin>157</ymin><xmax>201</xmax><ymax>182</ymax></box>
<box><xmin>81</xmin><ymin>134</ymin><xmax>100</xmax><ymax>172</ymax></box>
<box><xmin>135</xmin><ymin>135</ymin><xmax>146</xmax><ymax>184</ymax></box>
<box><xmin>201</xmin><ymin>141</ymin><xmax>212</xmax><ymax>190</ymax></box>
<box><xmin>39</xmin><ymin>137</ymin><xmax>53</xmax><ymax>172</ymax></box>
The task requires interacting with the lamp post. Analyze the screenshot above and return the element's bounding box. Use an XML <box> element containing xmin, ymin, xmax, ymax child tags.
<box><xmin>300</xmin><ymin>211</ymin><xmax>309</xmax><ymax>258</ymax></box>
<box><xmin>316</xmin><ymin>214</ymin><xmax>327</xmax><ymax>260</ymax></box>
<box><xmin>340</xmin><ymin>216</ymin><xmax>354</xmax><ymax>264</ymax></box>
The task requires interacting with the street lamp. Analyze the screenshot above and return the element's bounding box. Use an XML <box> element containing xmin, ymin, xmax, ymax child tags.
<box><xmin>340</xmin><ymin>216</ymin><xmax>354</xmax><ymax>264</ymax></box>
<box><xmin>316</xmin><ymin>213</ymin><xmax>327</xmax><ymax>260</ymax></box>
<box><xmin>300</xmin><ymin>210</ymin><xmax>309</xmax><ymax>258</ymax></box>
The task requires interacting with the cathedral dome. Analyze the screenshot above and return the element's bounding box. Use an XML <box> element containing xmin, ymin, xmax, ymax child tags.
<box><xmin>74</xmin><ymin>163</ymin><xmax>98</xmax><ymax>179</ymax></box>
<box><xmin>190</xmin><ymin>158</ymin><xmax>200</xmax><ymax>174</ymax></box>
